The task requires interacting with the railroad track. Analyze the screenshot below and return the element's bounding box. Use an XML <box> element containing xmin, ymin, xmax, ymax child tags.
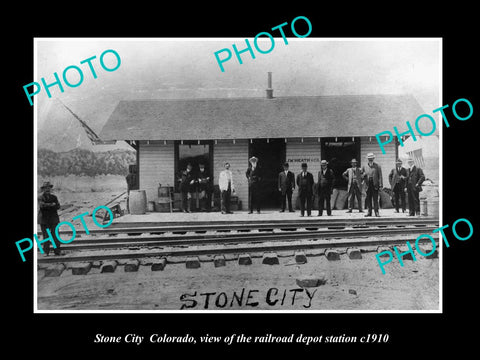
<box><xmin>58</xmin><ymin>225</ymin><xmax>437</xmax><ymax>249</ymax></box>
<box><xmin>57</xmin><ymin>217</ymin><xmax>439</xmax><ymax>235</ymax></box>
<box><xmin>37</xmin><ymin>217</ymin><xmax>440</xmax><ymax>265</ymax></box>
<box><xmin>38</xmin><ymin>235</ymin><xmax>439</xmax><ymax>265</ymax></box>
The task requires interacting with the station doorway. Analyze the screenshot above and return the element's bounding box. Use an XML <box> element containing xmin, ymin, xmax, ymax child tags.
<box><xmin>174</xmin><ymin>140</ymin><xmax>213</xmax><ymax>192</ymax></box>
<box><xmin>321</xmin><ymin>137</ymin><xmax>360</xmax><ymax>190</ymax></box>
<box><xmin>248</xmin><ymin>138</ymin><xmax>286</xmax><ymax>209</ymax></box>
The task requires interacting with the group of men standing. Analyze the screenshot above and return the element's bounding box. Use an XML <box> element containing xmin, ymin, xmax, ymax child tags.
<box><xmin>274</xmin><ymin>152</ymin><xmax>426</xmax><ymax>217</ymax></box>
<box><xmin>280</xmin><ymin>152</ymin><xmax>384</xmax><ymax>217</ymax></box>
<box><xmin>341</xmin><ymin>154</ymin><xmax>425</xmax><ymax>216</ymax></box>
<box><xmin>178</xmin><ymin>153</ymin><xmax>425</xmax><ymax>217</ymax></box>
<box><xmin>218</xmin><ymin>155</ymin><xmax>268</xmax><ymax>214</ymax></box>
<box><xmin>278</xmin><ymin>160</ymin><xmax>334</xmax><ymax>217</ymax></box>
<box><xmin>389</xmin><ymin>157</ymin><xmax>425</xmax><ymax>216</ymax></box>
<box><xmin>178</xmin><ymin>163</ymin><xmax>213</xmax><ymax>213</ymax></box>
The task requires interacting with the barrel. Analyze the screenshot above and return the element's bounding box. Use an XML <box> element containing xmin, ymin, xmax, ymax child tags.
<box><xmin>429</xmin><ymin>199</ymin><xmax>439</xmax><ymax>217</ymax></box>
<box><xmin>129</xmin><ymin>190</ymin><xmax>147</xmax><ymax>214</ymax></box>
<box><xmin>420</xmin><ymin>199</ymin><xmax>427</xmax><ymax>216</ymax></box>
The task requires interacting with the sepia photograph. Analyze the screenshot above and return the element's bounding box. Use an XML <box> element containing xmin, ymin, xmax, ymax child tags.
<box><xmin>34</xmin><ymin>38</ymin><xmax>441</xmax><ymax>312</ymax></box>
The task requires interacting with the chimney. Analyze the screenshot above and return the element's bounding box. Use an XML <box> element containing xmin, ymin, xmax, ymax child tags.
<box><xmin>266</xmin><ymin>72</ymin><xmax>273</xmax><ymax>99</ymax></box>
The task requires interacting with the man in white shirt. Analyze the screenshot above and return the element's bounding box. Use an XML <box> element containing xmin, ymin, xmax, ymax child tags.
<box><xmin>219</xmin><ymin>162</ymin><xmax>235</xmax><ymax>214</ymax></box>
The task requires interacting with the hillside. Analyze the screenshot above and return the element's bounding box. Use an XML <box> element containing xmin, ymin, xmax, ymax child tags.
<box><xmin>38</xmin><ymin>148</ymin><xmax>136</xmax><ymax>177</ymax></box>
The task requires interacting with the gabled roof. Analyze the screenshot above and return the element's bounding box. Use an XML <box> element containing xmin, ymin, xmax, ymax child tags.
<box><xmin>99</xmin><ymin>94</ymin><xmax>424</xmax><ymax>140</ymax></box>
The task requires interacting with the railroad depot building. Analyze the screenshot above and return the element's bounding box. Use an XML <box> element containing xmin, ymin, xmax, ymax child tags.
<box><xmin>99</xmin><ymin>78</ymin><xmax>424</xmax><ymax>211</ymax></box>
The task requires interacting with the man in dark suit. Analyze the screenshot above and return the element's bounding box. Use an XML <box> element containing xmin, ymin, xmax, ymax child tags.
<box><xmin>406</xmin><ymin>157</ymin><xmax>425</xmax><ymax>216</ymax></box>
<box><xmin>38</xmin><ymin>181</ymin><xmax>62</xmax><ymax>256</ymax></box>
<box><xmin>125</xmin><ymin>164</ymin><xmax>138</xmax><ymax>213</ymax></box>
<box><xmin>317</xmin><ymin>160</ymin><xmax>334</xmax><ymax>216</ymax></box>
<box><xmin>179</xmin><ymin>163</ymin><xmax>195</xmax><ymax>213</ymax></box>
<box><xmin>361</xmin><ymin>152</ymin><xmax>383</xmax><ymax>217</ymax></box>
<box><xmin>246</xmin><ymin>156</ymin><xmax>262</xmax><ymax>214</ymax></box>
<box><xmin>343</xmin><ymin>158</ymin><xmax>364</xmax><ymax>213</ymax></box>
<box><xmin>196</xmin><ymin>163</ymin><xmax>212</xmax><ymax>212</ymax></box>
<box><xmin>278</xmin><ymin>162</ymin><xmax>295</xmax><ymax>212</ymax></box>
<box><xmin>389</xmin><ymin>159</ymin><xmax>407</xmax><ymax>213</ymax></box>
<box><xmin>296</xmin><ymin>163</ymin><xmax>314</xmax><ymax>217</ymax></box>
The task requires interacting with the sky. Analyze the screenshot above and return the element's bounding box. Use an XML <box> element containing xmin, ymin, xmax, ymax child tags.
<box><xmin>35</xmin><ymin>38</ymin><xmax>441</xmax><ymax>152</ymax></box>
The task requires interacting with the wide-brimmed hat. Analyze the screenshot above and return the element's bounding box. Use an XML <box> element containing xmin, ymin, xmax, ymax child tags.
<box><xmin>320</xmin><ymin>160</ymin><xmax>328</xmax><ymax>165</ymax></box>
<box><xmin>367</xmin><ymin>153</ymin><xmax>375</xmax><ymax>159</ymax></box>
<box><xmin>407</xmin><ymin>157</ymin><xmax>415</xmax><ymax>162</ymax></box>
<box><xmin>301</xmin><ymin>162</ymin><xmax>308</xmax><ymax>168</ymax></box>
<box><xmin>249</xmin><ymin>156</ymin><xmax>258</xmax><ymax>163</ymax></box>
<box><xmin>351</xmin><ymin>158</ymin><xmax>358</xmax><ymax>164</ymax></box>
<box><xmin>40</xmin><ymin>181</ymin><xmax>53</xmax><ymax>190</ymax></box>
<box><xmin>396</xmin><ymin>158</ymin><xmax>403</xmax><ymax>164</ymax></box>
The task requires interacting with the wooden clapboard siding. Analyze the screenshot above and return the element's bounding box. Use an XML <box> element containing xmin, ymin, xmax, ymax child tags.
<box><xmin>286</xmin><ymin>138</ymin><xmax>322</xmax><ymax>204</ymax></box>
<box><xmin>138</xmin><ymin>141</ymin><xmax>175</xmax><ymax>202</ymax></box>
<box><xmin>360</xmin><ymin>137</ymin><xmax>396</xmax><ymax>188</ymax></box>
<box><xmin>213</xmin><ymin>140</ymin><xmax>249</xmax><ymax>208</ymax></box>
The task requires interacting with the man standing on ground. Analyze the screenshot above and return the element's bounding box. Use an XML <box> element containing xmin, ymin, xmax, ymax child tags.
<box><xmin>317</xmin><ymin>160</ymin><xmax>334</xmax><ymax>216</ymax></box>
<box><xmin>343</xmin><ymin>158</ymin><xmax>364</xmax><ymax>213</ymax></box>
<box><xmin>246</xmin><ymin>156</ymin><xmax>262</xmax><ymax>214</ymax></box>
<box><xmin>296</xmin><ymin>162</ymin><xmax>314</xmax><ymax>217</ymax></box>
<box><xmin>38</xmin><ymin>181</ymin><xmax>61</xmax><ymax>256</ymax></box>
<box><xmin>361</xmin><ymin>153</ymin><xmax>383</xmax><ymax>217</ymax></box>
<box><xmin>389</xmin><ymin>158</ymin><xmax>407</xmax><ymax>213</ymax></box>
<box><xmin>278</xmin><ymin>162</ymin><xmax>295</xmax><ymax>212</ymax></box>
<box><xmin>197</xmin><ymin>163</ymin><xmax>212</xmax><ymax>212</ymax></box>
<box><xmin>406</xmin><ymin>157</ymin><xmax>425</xmax><ymax>216</ymax></box>
<box><xmin>179</xmin><ymin>163</ymin><xmax>195</xmax><ymax>213</ymax></box>
<box><xmin>125</xmin><ymin>164</ymin><xmax>138</xmax><ymax>213</ymax></box>
<box><xmin>219</xmin><ymin>162</ymin><xmax>235</xmax><ymax>214</ymax></box>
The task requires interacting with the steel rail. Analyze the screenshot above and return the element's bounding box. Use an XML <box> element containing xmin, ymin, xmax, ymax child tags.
<box><xmin>55</xmin><ymin>217</ymin><xmax>439</xmax><ymax>236</ymax></box>
<box><xmin>37</xmin><ymin>235</ymin><xmax>439</xmax><ymax>264</ymax></box>
<box><xmin>58</xmin><ymin>225</ymin><xmax>438</xmax><ymax>251</ymax></box>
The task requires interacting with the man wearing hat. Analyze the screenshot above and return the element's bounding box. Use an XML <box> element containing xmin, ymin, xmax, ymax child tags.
<box><xmin>389</xmin><ymin>159</ymin><xmax>407</xmax><ymax>213</ymax></box>
<box><xmin>278</xmin><ymin>162</ymin><xmax>295</xmax><ymax>212</ymax></box>
<box><xmin>343</xmin><ymin>159</ymin><xmax>364</xmax><ymax>213</ymax></box>
<box><xmin>179</xmin><ymin>163</ymin><xmax>196</xmax><ymax>213</ymax></box>
<box><xmin>317</xmin><ymin>160</ymin><xmax>335</xmax><ymax>216</ymax></box>
<box><xmin>361</xmin><ymin>153</ymin><xmax>383</xmax><ymax>217</ymax></box>
<box><xmin>246</xmin><ymin>156</ymin><xmax>262</xmax><ymax>214</ymax></box>
<box><xmin>219</xmin><ymin>162</ymin><xmax>235</xmax><ymax>214</ymax></box>
<box><xmin>196</xmin><ymin>163</ymin><xmax>213</xmax><ymax>212</ymax></box>
<box><xmin>125</xmin><ymin>164</ymin><xmax>138</xmax><ymax>213</ymax></box>
<box><xmin>296</xmin><ymin>163</ymin><xmax>315</xmax><ymax>216</ymax></box>
<box><xmin>38</xmin><ymin>181</ymin><xmax>62</xmax><ymax>256</ymax></box>
<box><xmin>406</xmin><ymin>158</ymin><xmax>425</xmax><ymax>216</ymax></box>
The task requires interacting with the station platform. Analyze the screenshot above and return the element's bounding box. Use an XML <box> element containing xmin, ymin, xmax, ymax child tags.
<box><xmin>109</xmin><ymin>208</ymin><xmax>438</xmax><ymax>228</ymax></box>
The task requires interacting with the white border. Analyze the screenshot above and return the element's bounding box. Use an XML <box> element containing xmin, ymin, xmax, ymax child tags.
<box><xmin>33</xmin><ymin>37</ymin><xmax>443</xmax><ymax>314</ymax></box>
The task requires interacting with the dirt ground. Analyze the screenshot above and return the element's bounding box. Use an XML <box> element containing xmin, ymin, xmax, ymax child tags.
<box><xmin>43</xmin><ymin>190</ymin><xmax>126</xmax><ymax>230</ymax></box>
<box><xmin>37</xmin><ymin>251</ymin><xmax>439</xmax><ymax>311</ymax></box>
